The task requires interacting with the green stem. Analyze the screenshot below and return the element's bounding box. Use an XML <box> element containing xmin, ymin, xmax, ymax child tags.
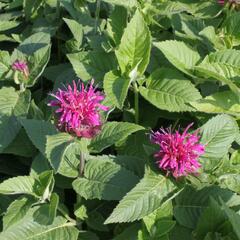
<box><xmin>94</xmin><ymin>0</ymin><xmax>101</xmax><ymax>34</ymax></box>
<box><xmin>133</xmin><ymin>82</ymin><xmax>139</xmax><ymax>124</ymax></box>
<box><xmin>79</xmin><ymin>151</ymin><xmax>85</xmax><ymax>177</ymax></box>
<box><xmin>172</xmin><ymin>119</ymin><xmax>179</xmax><ymax>131</ymax></box>
<box><xmin>20</xmin><ymin>83</ymin><xmax>25</xmax><ymax>92</ymax></box>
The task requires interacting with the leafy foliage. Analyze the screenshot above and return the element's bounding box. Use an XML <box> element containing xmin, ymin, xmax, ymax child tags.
<box><xmin>115</xmin><ymin>9</ymin><xmax>151</xmax><ymax>76</ymax></box>
<box><xmin>105</xmin><ymin>172</ymin><xmax>180</xmax><ymax>223</ymax></box>
<box><xmin>73</xmin><ymin>155</ymin><xmax>139</xmax><ymax>200</ymax></box>
<box><xmin>89</xmin><ymin>121</ymin><xmax>144</xmax><ymax>152</ymax></box>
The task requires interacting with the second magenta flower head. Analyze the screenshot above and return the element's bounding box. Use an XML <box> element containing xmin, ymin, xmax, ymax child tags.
<box><xmin>48</xmin><ymin>80</ymin><xmax>108</xmax><ymax>138</ymax></box>
<box><xmin>150</xmin><ymin>123</ymin><xmax>205</xmax><ymax>178</ymax></box>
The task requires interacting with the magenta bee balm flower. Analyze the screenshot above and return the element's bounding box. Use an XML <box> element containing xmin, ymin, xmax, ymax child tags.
<box><xmin>48</xmin><ymin>80</ymin><xmax>108</xmax><ymax>138</ymax></box>
<box><xmin>12</xmin><ymin>60</ymin><xmax>29</xmax><ymax>78</ymax></box>
<box><xmin>150</xmin><ymin>123</ymin><xmax>205</xmax><ymax>178</ymax></box>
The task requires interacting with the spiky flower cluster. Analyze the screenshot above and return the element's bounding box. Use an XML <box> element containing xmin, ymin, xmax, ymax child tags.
<box><xmin>150</xmin><ymin>124</ymin><xmax>205</xmax><ymax>178</ymax></box>
<box><xmin>48</xmin><ymin>80</ymin><xmax>108</xmax><ymax>138</ymax></box>
<box><xmin>12</xmin><ymin>60</ymin><xmax>29</xmax><ymax>78</ymax></box>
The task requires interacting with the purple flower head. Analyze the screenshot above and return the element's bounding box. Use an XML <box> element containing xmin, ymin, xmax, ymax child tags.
<box><xmin>48</xmin><ymin>80</ymin><xmax>109</xmax><ymax>138</ymax></box>
<box><xmin>150</xmin><ymin>123</ymin><xmax>205</xmax><ymax>179</ymax></box>
<box><xmin>12</xmin><ymin>60</ymin><xmax>29</xmax><ymax>78</ymax></box>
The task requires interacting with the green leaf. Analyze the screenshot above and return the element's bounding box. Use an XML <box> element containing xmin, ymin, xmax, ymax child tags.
<box><xmin>141</xmin><ymin>201</ymin><xmax>175</xmax><ymax>239</ymax></box>
<box><xmin>13</xmin><ymin>90</ymin><xmax>31</xmax><ymax>116</ymax></box>
<box><xmin>74</xmin><ymin>205</ymin><xmax>87</xmax><ymax>220</ymax></box>
<box><xmin>0</xmin><ymin>87</ymin><xmax>20</xmax><ymax>115</ymax></box>
<box><xmin>143</xmin><ymin>201</ymin><xmax>173</xmax><ymax>233</ymax></box>
<box><xmin>195</xmin><ymin>198</ymin><xmax>227</xmax><ymax>240</ymax></box>
<box><xmin>173</xmin><ymin>186</ymin><xmax>240</xmax><ymax>229</ymax></box>
<box><xmin>0</xmin><ymin>51</ymin><xmax>10</xmax><ymax>78</ymax></box>
<box><xmin>116</xmin><ymin>10</ymin><xmax>151</xmax><ymax>75</ymax></box>
<box><xmin>67</xmin><ymin>51</ymin><xmax>117</xmax><ymax>83</ymax></box>
<box><xmin>27</xmin><ymin>44</ymin><xmax>51</xmax><ymax>87</ymax></box>
<box><xmin>73</xmin><ymin>156</ymin><xmax>139</xmax><ymax>200</ymax></box>
<box><xmin>102</xmin><ymin>0</ymin><xmax>137</xmax><ymax>8</ymax></box>
<box><xmin>107</xmin><ymin>6</ymin><xmax>127</xmax><ymax>45</ymax></box>
<box><xmin>46</xmin><ymin>135</ymin><xmax>87</xmax><ymax>178</ymax></box>
<box><xmin>23</xmin><ymin>0</ymin><xmax>43</xmax><ymax>20</ymax></box>
<box><xmin>0</xmin><ymin>208</ymin><xmax>79</xmax><ymax>240</ymax></box>
<box><xmin>170</xmin><ymin>224</ymin><xmax>194</xmax><ymax>240</ymax></box>
<box><xmin>86</xmin><ymin>211</ymin><xmax>108</xmax><ymax>232</ymax></box>
<box><xmin>195</xmin><ymin>49</ymin><xmax>240</xmax><ymax>90</ymax></box>
<box><xmin>105</xmin><ymin>173</ymin><xmax>179</xmax><ymax>223</ymax></box>
<box><xmin>78</xmin><ymin>231</ymin><xmax>99</xmax><ymax>240</ymax></box>
<box><xmin>150</xmin><ymin>220</ymin><xmax>175</xmax><ymax>238</ymax></box>
<box><xmin>223</xmin><ymin>12</ymin><xmax>240</xmax><ymax>45</ymax></box>
<box><xmin>0</xmin><ymin>88</ymin><xmax>31</xmax><ymax>151</ymax></box>
<box><xmin>112</xmin><ymin>155</ymin><xmax>146</xmax><ymax>178</ymax></box>
<box><xmin>221</xmin><ymin>201</ymin><xmax>240</xmax><ymax>239</ymax></box>
<box><xmin>0</xmin><ymin>21</ymin><xmax>19</xmax><ymax>32</ymax></box>
<box><xmin>195</xmin><ymin>62</ymin><xmax>240</xmax><ymax>94</ymax></box>
<box><xmin>154</xmin><ymin>40</ymin><xmax>200</xmax><ymax>76</ymax></box>
<box><xmin>206</xmin><ymin>49</ymin><xmax>240</xmax><ymax>68</ymax></box>
<box><xmin>13</xmin><ymin>32</ymin><xmax>50</xmax><ymax>56</ymax></box>
<box><xmin>118</xmin><ymin>130</ymin><xmax>153</xmax><ymax>160</ymax></box>
<box><xmin>199</xmin><ymin>26</ymin><xmax>225</xmax><ymax>51</ymax></box>
<box><xmin>36</xmin><ymin>170</ymin><xmax>55</xmax><ymax>201</ymax></box>
<box><xmin>200</xmin><ymin>114</ymin><xmax>239</xmax><ymax>171</ymax></box>
<box><xmin>218</xmin><ymin>174</ymin><xmax>240</xmax><ymax>194</ymax></box>
<box><xmin>172</xmin><ymin>14</ymin><xmax>205</xmax><ymax>41</ymax></box>
<box><xmin>63</xmin><ymin>18</ymin><xmax>83</xmax><ymax>45</ymax></box>
<box><xmin>3</xmin><ymin>127</ymin><xmax>37</xmax><ymax>157</ymax></box>
<box><xmin>47</xmin><ymin>137</ymin><xmax>89</xmax><ymax>178</ymax></box>
<box><xmin>30</xmin><ymin>153</ymin><xmax>50</xmax><ymax>178</ymax></box>
<box><xmin>195</xmin><ymin>50</ymin><xmax>240</xmax><ymax>94</ymax></box>
<box><xmin>89</xmin><ymin>121</ymin><xmax>144</xmax><ymax>153</ymax></box>
<box><xmin>0</xmin><ymin>195</ymin><xmax>11</xmax><ymax>214</ymax></box>
<box><xmin>191</xmin><ymin>91</ymin><xmax>240</xmax><ymax>116</ymax></box>
<box><xmin>0</xmin><ymin>115</ymin><xmax>21</xmax><ymax>153</ymax></box>
<box><xmin>12</xmin><ymin>32</ymin><xmax>51</xmax><ymax>87</ymax></box>
<box><xmin>45</xmin><ymin>133</ymin><xmax>74</xmax><ymax>172</ymax></box>
<box><xmin>20</xmin><ymin>119</ymin><xmax>57</xmax><ymax>155</ymax></box>
<box><xmin>33</xmin><ymin>193</ymin><xmax>59</xmax><ymax>225</ymax></box>
<box><xmin>104</xmin><ymin>70</ymin><xmax>131</xmax><ymax>109</ymax></box>
<box><xmin>0</xmin><ymin>176</ymin><xmax>37</xmax><ymax>196</ymax></box>
<box><xmin>3</xmin><ymin>196</ymin><xmax>35</xmax><ymax>230</ymax></box>
<box><xmin>113</xmin><ymin>223</ymin><xmax>141</xmax><ymax>240</ymax></box>
<box><xmin>139</xmin><ymin>68</ymin><xmax>201</xmax><ymax>112</ymax></box>
<box><xmin>57</xmin><ymin>141</ymin><xmax>85</xmax><ymax>178</ymax></box>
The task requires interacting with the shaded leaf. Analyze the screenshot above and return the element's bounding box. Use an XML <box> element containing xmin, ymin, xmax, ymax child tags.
<box><xmin>89</xmin><ymin>121</ymin><xmax>144</xmax><ymax>153</ymax></box>
<box><xmin>104</xmin><ymin>70</ymin><xmax>131</xmax><ymax>109</ymax></box>
<box><xmin>200</xmin><ymin>114</ymin><xmax>239</xmax><ymax>171</ymax></box>
<box><xmin>140</xmin><ymin>69</ymin><xmax>201</xmax><ymax>112</ymax></box>
<box><xmin>116</xmin><ymin>10</ymin><xmax>151</xmax><ymax>75</ymax></box>
<box><xmin>0</xmin><ymin>208</ymin><xmax>79</xmax><ymax>240</ymax></box>
<box><xmin>3</xmin><ymin>196</ymin><xmax>35</xmax><ymax>230</ymax></box>
<box><xmin>67</xmin><ymin>51</ymin><xmax>117</xmax><ymax>83</ymax></box>
<box><xmin>73</xmin><ymin>156</ymin><xmax>139</xmax><ymax>200</ymax></box>
<box><xmin>154</xmin><ymin>40</ymin><xmax>200</xmax><ymax>76</ymax></box>
<box><xmin>105</xmin><ymin>173</ymin><xmax>179</xmax><ymax>223</ymax></box>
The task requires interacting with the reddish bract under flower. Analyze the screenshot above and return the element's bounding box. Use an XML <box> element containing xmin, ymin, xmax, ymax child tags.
<box><xmin>218</xmin><ymin>0</ymin><xmax>240</xmax><ymax>5</ymax></box>
<box><xmin>218</xmin><ymin>0</ymin><xmax>225</xmax><ymax>4</ymax></box>
<box><xmin>12</xmin><ymin>60</ymin><xmax>29</xmax><ymax>78</ymax></box>
<box><xmin>150</xmin><ymin>123</ymin><xmax>205</xmax><ymax>178</ymax></box>
<box><xmin>48</xmin><ymin>80</ymin><xmax>108</xmax><ymax>138</ymax></box>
